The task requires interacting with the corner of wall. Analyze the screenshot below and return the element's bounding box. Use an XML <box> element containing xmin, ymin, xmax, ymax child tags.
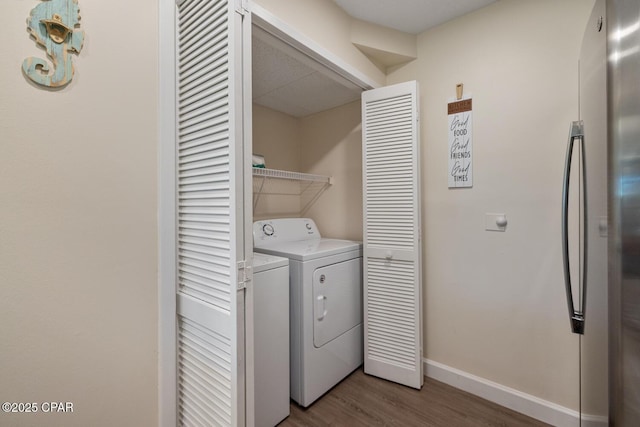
<box><xmin>350</xmin><ymin>19</ymin><xmax>417</xmax><ymax>74</ymax></box>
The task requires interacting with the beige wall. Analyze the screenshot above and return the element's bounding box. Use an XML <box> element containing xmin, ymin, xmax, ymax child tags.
<box><xmin>0</xmin><ymin>1</ymin><xmax>158</xmax><ymax>426</ymax></box>
<box><xmin>252</xmin><ymin>102</ymin><xmax>363</xmax><ymax>236</ymax></box>
<box><xmin>350</xmin><ymin>19</ymin><xmax>417</xmax><ymax>73</ymax></box>
<box><xmin>252</xmin><ymin>104</ymin><xmax>302</xmax><ymax>219</ymax></box>
<box><xmin>300</xmin><ymin>101</ymin><xmax>363</xmax><ymax>241</ymax></box>
<box><xmin>253</xmin><ymin>104</ymin><xmax>300</xmax><ymax>170</ymax></box>
<box><xmin>387</xmin><ymin>0</ymin><xmax>594</xmax><ymax>410</ymax></box>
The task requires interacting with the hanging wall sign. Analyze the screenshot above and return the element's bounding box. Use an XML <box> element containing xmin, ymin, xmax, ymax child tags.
<box><xmin>448</xmin><ymin>97</ymin><xmax>473</xmax><ymax>188</ymax></box>
<box><xmin>22</xmin><ymin>0</ymin><xmax>84</xmax><ymax>88</ymax></box>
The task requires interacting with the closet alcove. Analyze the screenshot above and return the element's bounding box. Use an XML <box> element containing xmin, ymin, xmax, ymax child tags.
<box><xmin>250</xmin><ymin>13</ymin><xmax>369</xmax><ymax>241</ymax></box>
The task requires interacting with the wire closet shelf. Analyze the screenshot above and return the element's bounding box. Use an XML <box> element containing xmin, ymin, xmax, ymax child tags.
<box><xmin>252</xmin><ymin>167</ymin><xmax>332</xmax><ymax>215</ymax></box>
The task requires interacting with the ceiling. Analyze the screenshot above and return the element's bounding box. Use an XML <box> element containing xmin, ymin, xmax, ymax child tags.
<box><xmin>334</xmin><ymin>0</ymin><xmax>497</xmax><ymax>34</ymax></box>
<box><xmin>252</xmin><ymin>27</ymin><xmax>362</xmax><ymax>118</ymax></box>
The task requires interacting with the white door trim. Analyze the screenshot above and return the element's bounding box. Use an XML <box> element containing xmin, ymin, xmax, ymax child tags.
<box><xmin>158</xmin><ymin>0</ymin><xmax>177</xmax><ymax>426</ymax></box>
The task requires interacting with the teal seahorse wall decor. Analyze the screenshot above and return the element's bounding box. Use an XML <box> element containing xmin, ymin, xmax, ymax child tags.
<box><xmin>22</xmin><ymin>0</ymin><xmax>84</xmax><ymax>88</ymax></box>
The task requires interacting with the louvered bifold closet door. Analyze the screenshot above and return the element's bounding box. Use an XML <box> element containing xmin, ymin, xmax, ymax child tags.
<box><xmin>175</xmin><ymin>0</ymin><xmax>249</xmax><ymax>425</ymax></box>
<box><xmin>362</xmin><ymin>81</ymin><xmax>423</xmax><ymax>389</ymax></box>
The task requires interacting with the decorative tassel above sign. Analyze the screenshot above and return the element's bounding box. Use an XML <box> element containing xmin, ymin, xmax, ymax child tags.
<box><xmin>22</xmin><ymin>0</ymin><xmax>85</xmax><ymax>88</ymax></box>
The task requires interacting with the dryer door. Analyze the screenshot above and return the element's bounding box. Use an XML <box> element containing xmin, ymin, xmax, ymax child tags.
<box><xmin>313</xmin><ymin>258</ymin><xmax>363</xmax><ymax>348</ymax></box>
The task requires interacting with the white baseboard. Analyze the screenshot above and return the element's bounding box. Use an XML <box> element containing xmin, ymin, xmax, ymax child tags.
<box><xmin>424</xmin><ymin>359</ymin><xmax>607</xmax><ymax>427</ymax></box>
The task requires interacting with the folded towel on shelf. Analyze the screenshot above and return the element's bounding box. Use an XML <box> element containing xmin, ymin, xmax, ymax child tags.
<box><xmin>252</xmin><ymin>154</ymin><xmax>266</xmax><ymax>168</ymax></box>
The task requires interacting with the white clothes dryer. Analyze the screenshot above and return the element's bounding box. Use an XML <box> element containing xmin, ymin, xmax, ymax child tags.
<box><xmin>253</xmin><ymin>218</ymin><xmax>363</xmax><ymax>407</ymax></box>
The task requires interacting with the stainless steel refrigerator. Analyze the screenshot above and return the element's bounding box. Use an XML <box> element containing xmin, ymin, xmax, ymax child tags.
<box><xmin>564</xmin><ymin>0</ymin><xmax>640</xmax><ymax>425</ymax></box>
<box><xmin>563</xmin><ymin>0</ymin><xmax>608</xmax><ymax>425</ymax></box>
<box><xmin>608</xmin><ymin>0</ymin><xmax>640</xmax><ymax>424</ymax></box>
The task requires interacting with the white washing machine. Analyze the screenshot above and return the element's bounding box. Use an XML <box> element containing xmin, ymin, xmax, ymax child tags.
<box><xmin>253</xmin><ymin>218</ymin><xmax>363</xmax><ymax>407</ymax></box>
<box><xmin>252</xmin><ymin>253</ymin><xmax>289</xmax><ymax>427</ymax></box>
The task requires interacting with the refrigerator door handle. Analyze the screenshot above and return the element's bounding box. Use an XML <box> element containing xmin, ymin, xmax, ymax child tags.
<box><xmin>562</xmin><ymin>120</ymin><xmax>586</xmax><ymax>335</ymax></box>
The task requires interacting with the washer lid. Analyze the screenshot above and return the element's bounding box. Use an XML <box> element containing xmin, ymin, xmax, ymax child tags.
<box><xmin>252</xmin><ymin>252</ymin><xmax>289</xmax><ymax>273</ymax></box>
<box><xmin>255</xmin><ymin>238</ymin><xmax>362</xmax><ymax>262</ymax></box>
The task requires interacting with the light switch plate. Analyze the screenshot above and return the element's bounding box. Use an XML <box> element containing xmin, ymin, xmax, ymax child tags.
<box><xmin>485</xmin><ymin>213</ymin><xmax>507</xmax><ymax>232</ymax></box>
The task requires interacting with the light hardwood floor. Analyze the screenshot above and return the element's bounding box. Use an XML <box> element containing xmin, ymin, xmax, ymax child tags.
<box><xmin>279</xmin><ymin>369</ymin><xmax>550</xmax><ymax>426</ymax></box>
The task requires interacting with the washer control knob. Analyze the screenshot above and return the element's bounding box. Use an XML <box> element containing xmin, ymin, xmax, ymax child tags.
<box><xmin>306</xmin><ymin>223</ymin><xmax>312</xmax><ymax>230</ymax></box>
<box><xmin>263</xmin><ymin>223</ymin><xmax>274</xmax><ymax>236</ymax></box>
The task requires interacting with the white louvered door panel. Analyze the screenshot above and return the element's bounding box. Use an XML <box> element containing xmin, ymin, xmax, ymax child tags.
<box><xmin>362</xmin><ymin>81</ymin><xmax>423</xmax><ymax>389</ymax></box>
<box><xmin>175</xmin><ymin>0</ymin><xmax>250</xmax><ymax>425</ymax></box>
